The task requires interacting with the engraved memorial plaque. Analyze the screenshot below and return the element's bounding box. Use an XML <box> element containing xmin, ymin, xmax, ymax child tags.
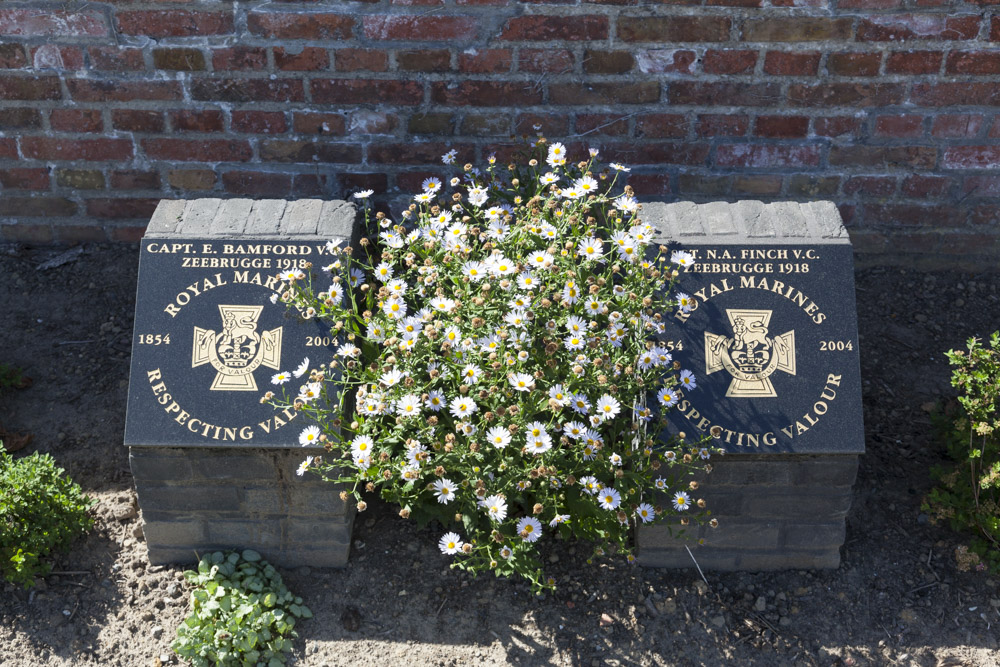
<box><xmin>125</xmin><ymin>239</ymin><xmax>337</xmax><ymax>448</ymax></box>
<box><xmin>662</xmin><ymin>243</ymin><xmax>863</xmax><ymax>454</ymax></box>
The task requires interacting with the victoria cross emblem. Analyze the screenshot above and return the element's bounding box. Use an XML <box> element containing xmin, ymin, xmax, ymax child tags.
<box><xmin>192</xmin><ymin>305</ymin><xmax>282</xmax><ymax>392</ymax></box>
<box><xmin>704</xmin><ymin>309</ymin><xmax>795</xmax><ymax>398</ymax></box>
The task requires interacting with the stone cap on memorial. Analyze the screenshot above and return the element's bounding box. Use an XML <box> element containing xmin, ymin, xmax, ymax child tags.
<box><xmin>643</xmin><ymin>201</ymin><xmax>849</xmax><ymax>245</ymax></box>
<box><xmin>145</xmin><ymin>198</ymin><xmax>356</xmax><ymax>240</ymax></box>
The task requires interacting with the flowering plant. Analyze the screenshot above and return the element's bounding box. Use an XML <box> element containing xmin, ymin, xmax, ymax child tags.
<box><xmin>268</xmin><ymin>141</ymin><xmax>714</xmax><ymax>590</ymax></box>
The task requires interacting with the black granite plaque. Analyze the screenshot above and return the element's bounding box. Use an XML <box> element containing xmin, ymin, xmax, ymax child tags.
<box><xmin>125</xmin><ymin>239</ymin><xmax>336</xmax><ymax>448</ymax></box>
<box><xmin>661</xmin><ymin>244</ymin><xmax>863</xmax><ymax>454</ymax></box>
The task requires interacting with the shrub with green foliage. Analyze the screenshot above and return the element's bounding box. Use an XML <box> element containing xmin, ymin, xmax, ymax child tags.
<box><xmin>924</xmin><ymin>332</ymin><xmax>1000</xmax><ymax>572</ymax></box>
<box><xmin>173</xmin><ymin>550</ymin><xmax>312</xmax><ymax>667</ymax></box>
<box><xmin>0</xmin><ymin>451</ymin><xmax>95</xmax><ymax>587</ymax></box>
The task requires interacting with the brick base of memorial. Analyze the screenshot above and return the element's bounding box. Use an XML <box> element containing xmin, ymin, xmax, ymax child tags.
<box><xmin>125</xmin><ymin>198</ymin><xmax>357</xmax><ymax>568</ymax></box>
<box><xmin>638</xmin><ymin>201</ymin><xmax>864</xmax><ymax>571</ymax></box>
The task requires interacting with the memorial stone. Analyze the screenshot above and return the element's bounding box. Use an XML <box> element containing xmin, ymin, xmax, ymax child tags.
<box><xmin>126</xmin><ymin>198</ymin><xmax>358</xmax><ymax>568</ymax></box>
<box><xmin>639</xmin><ymin>201</ymin><xmax>864</xmax><ymax>570</ymax></box>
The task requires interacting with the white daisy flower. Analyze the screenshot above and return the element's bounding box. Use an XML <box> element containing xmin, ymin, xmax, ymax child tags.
<box><xmin>563</xmin><ymin>421</ymin><xmax>586</xmax><ymax>440</ymax></box>
<box><xmin>527</xmin><ymin>432</ymin><xmax>553</xmax><ymax>455</ymax></box>
<box><xmin>584</xmin><ymin>297</ymin><xmax>603</xmax><ymax>316</ymax></box>
<box><xmin>671</xmin><ymin>250</ymin><xmax>694</xmax><ymax>267</ymax></box>
<box><xmin>443</xmin><ymin>325</ymin><xmax>462</xmax><ymax>345</ymax></box>
<box><xmin>610</xmin><ymin>163</ymin><xmax>630</xmax><ymax>172</ymax></box>
<box><xmin>654</xmin><ymin>478</ymin><xmax>667</xmax><ymax>490</ymax></box>
<box><xmin>636</xmin><ymin>503</ymin><xmax>655</xmax><ymax>523</ymax></box>
<box><xmin>580</xmin><ymin>476</ymin><xmax>602</xmax><ymax>495</ymax></box>
<box><xmin>486</xmin><ymin>425</ymin><xmax>511</xmax><ymax>449</ymax></box>
<box><xmin>509</xmin><ymin>372</ymin><xmax>534</xmax><ymax>392</ymax></box>
<box><xmin>467</xmin><ymin>187</ymin><xmax>488</xmax><ymax>207</ymax></box>
<box><xmin>516</xmin><ymin>272</ymin><xmax>538</xmax><ymax>291</ymax></box>
<box><xmin>547</xmin><ymin>142</ymin><xmax>566</xmax><ymax>160</ymax></box>
<box><xmin>562</xmin><ymin>281</ymin><xmax>581</xmax><ymax>304</ymax></box>
<box><xmin>516</xmin><ymin>516</ymin><xmax>543</xmax><ymax>543</ymax></box>
<box><xmin>574</xmin><ymin>175</ymin><xmax>599</xmax><ymax>194</ymax></box>
<box><xmin>549</xmin><ymin>514</ymin><xmax>570</xmax><ymax>527</ymax></box>
<box><xmin>366</xmin><ymin>321</ymin><xmax>386</xmax><ymax>342</ymax></box>
<box><xmin>676</xmin><ymin>293</ymin><xmax>695</xmax><ymax>313</ymax></box>
<box><xmin>504</xmin><ymin>309</ymin><xmax>528</xmax><ymax>328</ymax></box>
<box><xmin>560</xmin><ymin>187</ymin><xmax>582</xmax><ymax>200</ymax></box>
<box><xmin>380</xmin><ymin>368</ymin><xmax>404</xmax><ymax>387</ymax></box>
<box><xmin>293</xmin><ymin>357</ymin><xmax>310</xmax><ymax>378</ymax></box>
<box><xmin>351</xmin><ymin>435</ymin><xmax>374</xmax><ymax>458</ymax></box>
<box><xmin>280</xmin><ymin>269</ymin><xmax>305</xmax><ymax>282</ymax></box>
<box><xmin>540</xmin><ymin>172</ymin><xmax>559</xmax><ymax>184</ymax></box>
<box><xmin>679</xmin><ymin>370</ymin><xmax>697</xmax><ymax>389</ymax></box>
<box><xmin>439</xmin><ymin>531</ymin><xmax>463</xmax><ymax>554</ymax></box>
<box><xmin>673</xmin><ymin>491</ymin><xmax>691</xmax><ymax>511</ymax></box>
<box><xmin>480</xmin><ymin>494</ymin><xmax>507</xmax><ymax>522</ymax></box>
<box><xmin>299</xmin><ymin>425</ymin><xmax>321</xmax><ymax>447</ymax></box>
<box><xmin>653</xmin><ymin>347</ymin><xmax>672</xmax><ymax>366</ymax></box>
<box><xmin>637</xmin><ymin>350</ymin><xmax>656</xmax><ymax>371</ymax></box>
<box><xmin>609</xmin><ymin>453</ymin><xmax>623</xmax><ymax>466</ymax></box>
<box><xmin>449</xmin><ymin>396</ymin><xmax>478</xmax><ymax>419</ymax></box>
<box><xmin>296</xmin><ymin>456</ymin><xmax>315</xmax><ymax>476</ymax></box>
<box><xmin>499</xmin><ymin>546</ymin><xmax>513</xmax><ymax>560</ymax></box>
<box><xmin>564</xmin><ymin>334</ymin><xmax>586</xmax><ymax>351</ymax></box>
<box><xmin>577</xmin><ymin>236</ymin><xmax>604</xmax><ymax>261</ymax></box>
<box><xmin>422</xmin><ymin>177</ymin><xmax>442</xmax><ymax>193</ymax></box>
<box><xmin>549</xmin><ymin>384</ymin><xmax>569</xmax><ymax>406</ymax></box>
<box><xmin>488</xmin><ymin>254</ymin><xmax>516</xmax><ymax>276</ymax></box>
<box><xmin>442</xmin><ymin>149</ymin><xmax>458</xmax><ymax>165</ymax></box>
<box><xmin>382</xmin><ymin>298</ymin><xmax>407</xmax><ymax>320</ymax></box>
<box><xmin>433</xmin><ymin>478</ymin><xmax>456</xmax><ymax>504</ymax></box>
<box><xmin>271</xmin><ymin>371</ymin><xmax>291</xmax><ymax>385</ymax></box>
<box><xmin>570</xmin><ymin>393</ymin><xmax>591</xmax><ymax>415</ymax></box>
<box><xmin>461</xmin><ymin>364</ymin><xmax>482</xmax><ymax>384</ymax></box>
<box><xmin>396</xmin><ymin>394</ymin><xmax>422</xmax><ymax>418</ymax></box>
<box><xmin>374</xmin><ymin>262</ymin><xmax>394</xmax><ymax>282</ymax></box>
<box><xmin>598</xmin><ymin>487</ymin><xmax>621</xmax><ymax>510</ymax></box>
<box><xmin>613</xmin><ymin>194</ymin><xmax>638</xmax><ymax>214</ymax></box>
<box><xmin>426</xmin><ymin>390</ymin><xmax>445</xmax><ymax>411</ymax></box>
<box><xmin>596</xmin><ymin>395</ymin><xmax>621</xmax><ymax>421</ymax></box>
<box><xmin>354</xmin><ymin>189</ymin><xmax>374</xmax><ymax>199</ymax></box>
<box><xmin>527</xmin><ymin>251</ymin><xmax>553</xmax><ymax>269</ymax></box>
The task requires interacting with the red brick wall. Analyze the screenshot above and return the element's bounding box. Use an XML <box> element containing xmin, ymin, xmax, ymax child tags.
<box><xmin>0</xmin><ymin>1</ymin><xmax>997</xmax><ymax>261</ymax></box>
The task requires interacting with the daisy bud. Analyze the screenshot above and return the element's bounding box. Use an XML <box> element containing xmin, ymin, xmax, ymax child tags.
<box><xmin>710</xmin><ymin>518</ymin><xmax>719</xmax><ymax>528</ymax></box>
<box><xmin>383</xmin><ymin>469</ymin><xmax>392</xmax><ymax>480</ymax></box>
<box><xmin>680</xmin><ymin>517</ymin><xmax>689</xmax><ymax>526</ymax></box>
<box><xmin>533</xmin><ymin>503</ymin><xmax>543</xmax><ymax>515</ymax></box>
<box><xmin>454</xmin><ymin>513</ymin><xmax>463</xmax><ymax>522</ymax></box>
<box><xmin>617</xmin><ymin>512</ymin><xmax>628</xmax><ymax>523</ymax></box>
<box><xmin>366</xmin><ymin>483</ymin><xmax>375</xmax><ymax>492</ymax></box>
<box><xmin>490</xmin><ymin>560</ymin><xmax>498</xmax><ymax>568</ymax></box>
<box><xmin>339</xmin><ymin>491</ymin><xmax>349</xmax><ymax>501</ymax></box>
<box><xmin>683</xmin><ymin>454</ymin><xmax>693</xmax><ymax>463</ymax></box>
<box><xmin>566</xmin><ymin>475</ymin><xmax>577</xmax><ymax>486</ymax></box>
<box><xmin>651</xmin><ymin>460</ymin><xmax>661</xmax><ymax>470</ymax></box>
<box><xmin>697</xmin><ymin>499</ymin><xmax>706</xmax><ymax>508</ymax></box>
<box><xmin>435</xmin><ymin>466</ymin><xmax>445</xmax><ymax>476</ymax></box>
<box><xmin>689</xmin><ymin>481</ymin><xmax>699</xmax><ymax>490</ymax></box>
<box><xmin>399</xmin><ymin>508</ymin><xmax>410</xmax><ymax>518</ymax></box>
<box><xmin>357</xmin><ymin>501</ymin><xmax>368</xmax><ymax>512</ymax></box>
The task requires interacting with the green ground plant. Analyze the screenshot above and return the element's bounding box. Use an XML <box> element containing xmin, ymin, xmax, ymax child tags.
<box><xmin>172</xmin><ymin>550</ymin><xmax>311</xmax><ymax>667</ymax></box>
<box><xmin>0</xmin><ymin>451</ymin><xmax>95</xmax><ymax>587</ymax></box>
<box><xmin>924</xmin><ymin>332</ymin><xmax>1000</xmax><ymax>572</ymax></box>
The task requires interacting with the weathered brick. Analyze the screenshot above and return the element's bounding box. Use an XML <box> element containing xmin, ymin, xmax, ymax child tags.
<box><xmin>911</xmin><ymin>83</ymin><xmax>1000</xmax><ymax>106</ymax></box>
<box><xmin>458</xmin><ymin>49</ymin><xmax>511</xmax><ymax>74</ymax></box>
<box><xmin>88</xmin><ymin>47</ymin><xmax>145</xmax><ymax>72</ymax></box>
<box><xmin>734</xmin><ymin>174</ymin><xmax>782</xmax><ymax>195</ymax></box>
<box><xmin>635</xmin><ymin>114</ymin><xmax>687</xmax><ymax>138</ymax></box>
<box><xmin>885</xmin><ymin>50</ymin><xmax>941</xmax><ymax>74</ymax></box>
<box><xmin>697</xmin><ymin>114</ymin><xmax>750</xmax><ymax>137</ymax></box>
<box><xmin>875</xmin><ymin>114</ymin><xmax>923</xmax><ymax>137</ymax></box>
<box><xmin>170</xmin><ymin>110</ymin><xmax>225</xmax><ymax>133</ymax></box>
<box><xmin>68</xmin><ymin>79</ymin><xmax>182</xmax><ymax>102</ymax></box>
<box><xmin>627</xmin><ymin>174</ymin><xmax>671</xmax><ymax>195</ymax></box>
<box><xmin>86</xmin><ymin>198</ymin><xmax>160</xmax><ymax>219</ymax></box>
<box><xmin>931</xmin><ymin>114</ymin><xmax>983</xmax><ymax>138</ymax></box>
<box><xmin>232</xmin><ymin>111</ymin><xmax>287</xmax><ymax>134</ymax></box>
<box><xmin>21</xmin><ymin>137</ymin><xmax>133</xmax><ymax>161</ymax></box>
<box><xmin>584</xmin><ymin>50</ymin><xmax>635</xmax><ymax>74</ymax></box>
<box><xmin>408</xmin><ymin>112</ymin><xmax>456</xmax><ymax>135</ymax></box>
<box><xmin>110</xmin><ymin>170</ymin><xmax>159</xmax><ymax>190</ymax></box>
<box><xmin>248</xmin><ymin>12</ymin><xmax>354</xmax><ymax>39</ymax></box>
<box><xmin>0</xmin><ymin>44</ymin><xmax>26</xmax><ymax>68</ymax></box>
<box><xmin>56</xmin><ymin>169</ymin><xmax>105</xmax><ymax>190</ymax></box>
<box><xmin>364</xmin><ymin>15</ymin><xmax>477</xmax><ymax>41</ymax></box>
<box><xmin>274</xmin><ymin>46</ymin><xmax>330</xmax><ymax>71</ymax></box>
<box><xmin>0</xmin><ymin>222</ymin><xmax>54</xmax><ymax>243</ymax></box>
<box><xmin>259</xmin><ymin>140</ymin><xmax>363</xmax><ymax>164</ymax></box>
<box><xmin>703</xmin><ymin>49</ymin><xmax>758</xmax><ymax>75</ymax></box>
<box><xmin>942</xmin><ymin>146</ymin><xmax>1000</xmax><ymax>170</ymax></box>
<box><xmin>31</xmin><ymin>45</ymin><xmax>84</xmax><ymax>71</ymax></box>
<box><xmin>634</xmin><ymin>49</ymin><xmax>696</xmax><ymax>74</ymax></box>
<box><xmin>671</xmin><ymin>82</ymin><xmax>782</xmax><ymax>106</ymax></box>
<box><xmin>222</xmin><ymin>171</ymin><xmax>292</xmax><ymax>197</ymax></box>
<box><xmin>518</xmin><ymin>48</ymin><xmax>574</xmax><ymax>73</ymax></box>
<box><xmin>814</xmin><ymin>116</ymin><xmax>862</xmax><ymax>138</ymax></box>
<box><xmin>618</xmin><ymin>16</ymin><xmax>729</xmax><ymax>42</ymax></box>
<box><xmin>0</xmin><ymin>168</ymin><xmax>49</xmax><ymax>190</ymax></box>
<box><xmin>857</xmin><ymin>15</ymin><xmax>980</xmax><ymax>42</ymax></box>
<box><xmin>503</xmin><ymin>15</ymin><xmax>608</xmax><ymax>41</ymax></box>
<box><xmin>142</xmin><ymin>139</ymin><xmax>253</xmax><ymax>163</ymax></box>
<box><xmin>55</xmin><ymin>225</ymin><xmax>108</xmax><ymax>243</ymax></box>
<box><xmin>397</xmin><ymin>49</ymin><xmax>450</xmax><ymax>72</ymax></box>
<box><xmin>786</xmin><ymin>174</ymin><xmax>838</xmax><ymax>195</ymax></box>
<box><xmin>764</xmin><ymin>51</ymin><xmax>821</xmax><ymax>75</ymax></box>
<box><xmin>0</xmin><ymin>139</ymin><xmax>15</xmax><ymax>159</ymax></box>
<box><xmin>715</xmin><ymin>144</ymin><xmax>822</xmax><ymax>169</ymax></box>
<box><xmin>339</xmin><ymin>172</ymin><xmax>388</xmax><ymax>193</ymax></box>
<box><xmin>190</xmin><ymin>79</ymin><xmax>304</xmax><ymax>104</ymax></box>
<box><xmin>0</xmin><ymin>9</ymin><xmax>108</xmax><ymax>37</ymax></box>
<box><xmin>433</xmin><ymin>81</ymin><xmax>544</xmax><ymax>106</ymax></box>
<box><xmin>902</xmin><ymin>174</ymin><xmax>951</xmax><ymax>198</ymax></box>
<box><xmin>864</xmin><ymin>203</ymin><xmax>964</xmax><ymax>226</ymax></box>
<box><xmin>0</xmin><ymin>108</ymin><xmax>40</xmax><ymax>129</ymax></box>
<box><xmin>946</xmin><ymin>51</ymin><xmax>1000</xmax><ymax>75</ymax></box>
<box><xmin>116</xmin><ymin>10</ymin><xmax>234</xmax><ymax>38</ymax></box>
<box><xmin>49</xmin><ymin>109</ymin><xmax>103</xmax><ymax>133</ymax></box>
<box><xmin>349</xmin><ymin>111</ymin><xmax>398</xmax><ymax>135</ymax></box>
<box><xmin>830</xmin><ymin>145</ymin><xmax>937</xmax><ymax>169</ymax></box>
<box><xmin>335</xmin><ymin>49</ymin><xmax>388</xmax><ymax>72</ymax></box>
<box><xmin>369</xmin><ymin>142</ymin><xmax>472</xmax><ymax>165</ymax></box>
<box><xmin>742</xmin><ymin>18</ymin><xmax>853</xmax><ymax>42</ymax></box>
<box><xmin>549</xmin><ymin>82</ymin><xmax>658</xmax><ymax>105</ymax></box>
<box><xmin>153</xmin><ymin>48</ymin><xmax>206</xmax><ymax>72</ymax></box>
<box><xmin>112</xmin><ymin>109</ymin><xmax>164</xmax><ymax>133</ymax></box>
<box><xmin>460</xmin><ymin>113</ymin><xmax>510</xmax><ymax>137</ymax></box>
<box><xmin>0</xmin><ymin>75</ymin><xmax>60</xmax><ymax>100</ymax></box>
<box><xmin>844</xmin><ymin>175</ymin><xmax>896</xmax><ymax>196</ymax></box>
<box><xmin>212</xmin><ymin>47</ymin><xmax>267</xmax><ymax>71</ymax></box>
<box><xmin>312</xmin><ymin>79</ymin><xmax>422</xmax><ymax>105</ymax></box>
<box><xmin>0</xmin><ymin>197</ymin><xmax>75</xmax><ymax>217</ymax></box>
<box><xmin>515</xmin><ymin>113</ymin><xmax>569</xmax><ymax>136</ymax></box>
<box><xmin>294</xmin><ymin>112</ymin><xmax>347</xmax><ymax>136</ymax></box>
<box><xmin>788</xmin><ymin>83</ymin><xmax>904</xmax><ymax>108</ymax></box>
<box><xmin>167</xmin><ymin>170</ymin><xmax>217</xmax><ymax>191</ymax></box>
<box><xmin>756</xmin><ymin>115</ymin><xmax>810</xmax><ymax>138</ymax></box>
<box><xmin>677</xmin><ymin>173</ymin><xmax>733</xmax><ymax>196</ymax></box>
<box><xmin>827</xmin><ymin>52</ymin><xmax>882</xmax><ymax>77</ymax></box>
<box><xmin>603</xmin><ymin>142</ymin><xmax>710</xmax><ymax>166</ymax></box>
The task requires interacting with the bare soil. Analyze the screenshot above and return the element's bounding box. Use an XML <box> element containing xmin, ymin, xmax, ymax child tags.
<box><xmin>1</xmin><ymin>242</ymin><xmax>999</xmax><ymax>667</ymax></box>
